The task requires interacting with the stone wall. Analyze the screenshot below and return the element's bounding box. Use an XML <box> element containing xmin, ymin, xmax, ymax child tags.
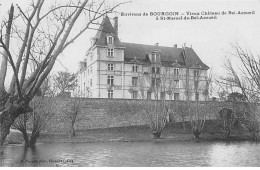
<box><xmin>34</xmin><ymin>97</ymin><xmax>234</xmax><ymax>132</ymax></box>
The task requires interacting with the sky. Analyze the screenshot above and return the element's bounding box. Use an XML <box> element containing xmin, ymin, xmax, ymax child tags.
<box><xmin>1</xmin><ymin>0</ymin><xmax>260</xmax><ymax>79</ymax></box>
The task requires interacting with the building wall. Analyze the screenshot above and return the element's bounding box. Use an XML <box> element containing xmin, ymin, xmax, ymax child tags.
<box><xmin>37</xmin><ymin>97</ymin><xmax>233</xmax><ymax>132</ymax></box>
<box><xmin>74</xmin><ymin>44</ymin><xmax>209</xmax><ymax>100</ymax></box>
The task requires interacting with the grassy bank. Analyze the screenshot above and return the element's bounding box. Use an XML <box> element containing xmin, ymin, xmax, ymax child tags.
<box><xmin>5</xmin><ymin>120</ymin><xmax>255</xmax><ymax>146</ymax></box>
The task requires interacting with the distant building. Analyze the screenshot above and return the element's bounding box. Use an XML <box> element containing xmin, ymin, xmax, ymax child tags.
<box><xmin>74</xmin><ymin>16</ymin><xmax>209</xmax><ymax>100</ymax></box>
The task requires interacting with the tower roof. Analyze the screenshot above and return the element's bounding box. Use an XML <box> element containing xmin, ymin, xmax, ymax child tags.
<box><xmin>94</xmin><ymin>16</ymin><xmax>121</xmax><ymax>46</ymax></box>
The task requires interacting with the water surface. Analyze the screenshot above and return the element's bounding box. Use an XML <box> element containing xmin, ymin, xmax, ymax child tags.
<box><xmin>1</xmin><ymin>141</ymin><xmax>260</xmax><ymax>167</ymax></box>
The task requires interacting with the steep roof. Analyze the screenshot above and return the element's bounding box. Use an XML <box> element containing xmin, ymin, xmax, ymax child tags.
<box><xmin>92</xmin><ymin>16</ymin><xmax>209</xmax><ymax>70</ymax></box>
<box><xmin>121</xmin><ymin>42</ymin><xmax>209</xmax><ymax>69</ymax></box>
<box><xmin>94</xmin><ymin>16</ymin><xmax>121</xmax><ymax>46</ymax></box>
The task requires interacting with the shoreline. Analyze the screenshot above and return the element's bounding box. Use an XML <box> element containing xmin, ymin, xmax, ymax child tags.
<box><xmin>5</xmin><ymin>122</ymin><xmax>257</xmax><ymax>146</ymax></box>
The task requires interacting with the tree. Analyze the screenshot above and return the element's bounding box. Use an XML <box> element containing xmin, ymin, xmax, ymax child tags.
<box><xmin>53</xmin><ymin>71</ymin><xmax>77</xmax><ymax>96</ymax></box>
<box><xmin>183</xmin><ymin>68</ymin><xmax>211</xmax><ymax>141</ymax></box>
<box><xmin>0</xmin><ymin>0</ymin><xmax>125</xmax><ymax>151</ymax></box>
<box><xmin>218</xmin><ymin>107</ymin><xmax>236</xmax><ymax>139</ymax></box>
<box><xmin>132</xmin><ymin>66</ymin><xmax>175</xmax><ymax>139</ymax></box>
<box><xmin>227</xmin><ymin>92</ymin><xmax>246</xmax><ymax>102</ymax></box>
<box><xmin>219</xmin><ymin>44</ymin><xmax>260</xmax><ymax>141</ymax></box>
<box><xmin>64</xmin><ymin>98</ymin><xmax>80</xmax><ymax>137</ymax></box>
<box><xmin>12</xmin><ymin>96</ymin><xmax>53</xmax><ymax>147</ymax></box>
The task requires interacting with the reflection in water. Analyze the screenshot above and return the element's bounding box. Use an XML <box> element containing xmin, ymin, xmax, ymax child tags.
<box><xmin>1</xmin><ymin>141</ymin><xmax>260</xmax><ymax>167</ymax></box>
<box><xmin>208</xmin><ymin>142</ymin><xmax>260</xmax><ymax>166</ymax></box>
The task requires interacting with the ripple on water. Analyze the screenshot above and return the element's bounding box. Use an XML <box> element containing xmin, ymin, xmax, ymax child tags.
<box><xmin>1</xmin><ymin>141</ymin><xmax>260</xmax><ymax>167</ymax></box>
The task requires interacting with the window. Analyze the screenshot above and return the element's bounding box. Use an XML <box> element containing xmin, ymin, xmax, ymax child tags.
<box><xmin>160</xmin><ymin>92</ymin><xmax>165</xmax><ymax>100</ymax></box>
<box><xmin>156</xmin><ymin>53</ymin><xmax>160</xmax><ymax>62</ymax></box>
<box><xmin>152</xmin><ymin>54</ymin><xmax>156</xmax><ymax>62</ymax></box>
<box><xmin>194</xmin><ymin>80</ymin><xmax>199</xmax><ymax>90</ymax></box>
<box><xmin>195</xmin><ymin>93</ymin><xmax>199</xmax><ymax>101</ymax></box>
<box><xmin>174</xmin><ymin>80</ymin><xmax>179</xmax><ymax>88</ymax></box>
<box><xmin>156</xmin><ymin>78</ymin><xmax>161</xmax><ymax>87</ymax></box>
<box><xmin>108</xmin><ymin>90</ymin><xmax>113</xmax><ymax>98</ymax></box>
<box><xmin>132</xmin><ymin>91</ymin><xmax>138</xmax><ymax>99</ymax></box>
<box><xmin>174</xmin><ymin>68</ymin><xmax>179</xmax><ymax>76</ymax></box>
<box><xmin>107</xmin><ymin>48</ymin><xmax>114</xmax><ymax>57</ymax></box>
<box><xmin>194</xmin><ymin>70</ymin><xmax>199</xmax><ymax>77</ymax></box>
<box><xmin>147</xmin><ymin>91</ymin><xmax>151</xmax><ymax>99</ymax></box>
<box><xmin>151</xmin><ymin>53</ymin><xmax>160</xmax><ymax>62</ymax></box>
<box><xmin>84</xmin><ymin>62</ymin><xmax>87</xmax><ymax>68</ymax></box>
<box><xmin>107</xmin><ymin>75</ymin><xmax>114</xmax><ymax>85</ymax></box>
<box><xmin>132</xmin><ymin>65</ymin><xmax>138</xmax><ymax>72</ymax></box>
<box><xmin>152</xmin><ymin>67</ymin><xmax>155</xmax><ymax>74</ymax></box>
<box><xmin>151</xmin><ymin>67</ymin><xmax>160</xmax><ymax>74</ymax></box>
<box><xmin>156</xmin><ymin>67</ymin><xmax>160</xmax><ymax>74</ymax></box>
<box><xmin>90</xmin><ymin>79</ymin><xmax>92</xmax><ymax>87</ymax></box>
<box><xmin>107</xmin><ymin>35</ymin><xmax>114</xmax><ymax>44</ymax></box>
<box><xmin>90</xmin><ymin>53</ymin><xmax>93</xmax><ymax>61</ymax></box>
<box><xmin>90</xmin><ymin>67</ymin><xmax>92</xmax><ymax>74</ymax></box>
<box><xmin>132</xmin><ymin>77</ymin><xmax>138</xmax><ymax>86</ymax></box>
<box><xmin>151</xmin><ymin>78</ymin><xmax>155</xmax><ymax>87</ymax></box>
<box><xmin>108</xmin><ymin>64</ymin><xmax>114</xmax><ymax>71</ymax></box>
<box><xmin>151</xmin><ymin>78</ymin><xmax>160</xmax><ymax>87</ymax></box>
<box><xmin>174</xmin><ymin>93</ymin><xmax>179</xmax><ymax>100</ymax></box>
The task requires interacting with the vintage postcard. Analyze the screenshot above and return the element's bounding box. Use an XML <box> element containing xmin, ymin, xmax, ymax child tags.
<box><xmin>0</xmin><ymin>0</ymin><xmax>260</xmax><ymax>167</ymax></box>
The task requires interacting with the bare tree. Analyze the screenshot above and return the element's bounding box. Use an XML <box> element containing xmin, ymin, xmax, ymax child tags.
<box><xmin>64</xmin><ymin>98</ymin><xmax>80</xmax><ymax>137</ymax></box>
<box><xmin>12</xmin><ymin>96</ymin><xmax>53</xmax><ymax>147</ymax></box>
<box><xmin>219</xmin><ymin>44</ymin><xmax>260</xmax><ymax>140</ymax></box>
<box><xmin>0</xmin><ymin>0</ymin><xmax>125</xmax><ymax>151</ymax></box>
<box><xmin>131</xmin><ymin>66</ymin><xmax>175</xmax><ymax>139</ymax></box>
<box><xmin>184</xmin><ymin>68</ymin><xmax>211</xmax><ymax>141</ymax></box>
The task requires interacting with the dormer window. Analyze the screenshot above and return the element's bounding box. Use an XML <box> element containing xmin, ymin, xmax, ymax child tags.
<box><xmin>107</xmin><ymin>35</ymin><xmax>114</xmax><ymax>44</ymax></box>
<box><xmin>151</xmin><ymin>52</ymin><xmax>160</xmax><ymax>63</ymax></box>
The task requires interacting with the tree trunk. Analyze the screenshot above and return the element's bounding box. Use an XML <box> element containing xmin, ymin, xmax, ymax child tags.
<box><xmin>21</xmin><ymin>130</ymin><xmax>30</xmax><ymax>147</ymax></box>
<box><xmin>225</xmin><ymin>128</ymin><xmax>231</xmax><ymax>139</ymax></box>
<box><xmin>193</xmin><ymin>129</ymin><xmax>201</xmax><ymax>142</ymax></box>
<box><xmin>182</xmin><ymin>122</ymin><xmax>186</xmax><ymax>131</ymax></box>
<box><xmin>70</xmin><ymin>123</ymin><xmax>75</xmax><ymax>137</ymax></box>
<box><xmin>153</xmin><ymin>131</ymin><xmax>161</xmax><ymax>139</ymax></box>
<box><xmin>0</xmin><ymin>100</ymin><xmax>31</xmax><ymax>152</ymax></box>
<box><xmin>29</xmin><ymin>132</ymin><xmax>40</xmax><ymax>147</ymax></box>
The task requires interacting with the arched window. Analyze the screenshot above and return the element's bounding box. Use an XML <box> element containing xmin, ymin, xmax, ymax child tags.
<box><xmin>107</xmin><ymin>35</ymin><xmax>114</xmax><ymax>44</ymax></box>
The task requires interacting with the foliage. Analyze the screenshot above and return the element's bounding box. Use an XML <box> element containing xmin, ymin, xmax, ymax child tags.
<box><xmin>227</xmin><ymin>92</ymin><xmax>246</xmax><ymax>102</ymax></box>
<box><xmin>53</xmin><ymin>71</ymin><xmax>77</xmax><ymax>96</ymax></box>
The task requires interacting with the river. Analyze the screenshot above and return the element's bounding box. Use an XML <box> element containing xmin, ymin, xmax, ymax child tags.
<box><xmin>1</xmin><ymin>141</ymin><xmax>260</xmax><ymax>167</ymax></box>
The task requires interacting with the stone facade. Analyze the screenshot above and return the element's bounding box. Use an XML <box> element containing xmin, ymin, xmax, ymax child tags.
<box><xmin>35</xmin><ymin>97</ymin><xmax>232</xmax><ymax>133</ymax></box>
<box><xmin>74</xmin><ymin>16</ymin><xmax>210</xmax><ymax>100</ymax></box>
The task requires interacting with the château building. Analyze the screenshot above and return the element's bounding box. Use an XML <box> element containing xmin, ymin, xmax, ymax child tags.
<box><xmin>74</xmin><ymin>16</ymin><xmax>209</xmax><ymax>100</ymax></box>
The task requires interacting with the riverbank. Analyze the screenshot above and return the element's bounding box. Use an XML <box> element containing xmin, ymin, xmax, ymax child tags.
<box><xmin>5</xmin><ymin>120</ymin><xmax>254</xmax><ymax>145</ymax></box>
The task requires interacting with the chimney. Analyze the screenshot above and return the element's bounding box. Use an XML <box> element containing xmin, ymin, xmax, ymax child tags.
<box><xmin>113</xmin><ymin>17</ymin><xmax>118</xmax><ymax>37</ymax></box>
<box><xmin>91</xmin><ymin>37</ymin><xmax>98</xmax><ymax>46</ymax></box>
<box><xmin>174</xmin><ymin>44</ymin><xmax>177</xmax><ymax>48</ymax></box>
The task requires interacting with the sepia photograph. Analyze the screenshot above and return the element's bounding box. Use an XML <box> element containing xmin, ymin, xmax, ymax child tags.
<box><xmin>0</xmin><ymin>0</ymin><xmax>260</xmax><ymax>167</ymax></box>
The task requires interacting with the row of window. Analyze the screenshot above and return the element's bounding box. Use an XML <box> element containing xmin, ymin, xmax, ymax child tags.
<box><xmin>89</xmin><ymin>75</ymin><xmax>197</xmax><ymax>89</ymax></box>
<box><xmin>83</xmin><ymin>67</ymin><xmax>93</xmax><ymax>78</ymax></box>
<box><xmin>107</xmin><ymin>90</ymin><xmax>182</xmax><ymax>100</ymax></box>
<box><xmin>106</xmin><ymin>64</ymin><xmax>199</xmax><ymax>77</ymax></box>
<box><xmin>108</xmin><ymin>76</ymin><xmax>182</xmax><ymax>88</ymax></box>
<box><xmin>108</xmin><ymin>90</ymin><xmax>199</xmax><ymax>100</ymax></box>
